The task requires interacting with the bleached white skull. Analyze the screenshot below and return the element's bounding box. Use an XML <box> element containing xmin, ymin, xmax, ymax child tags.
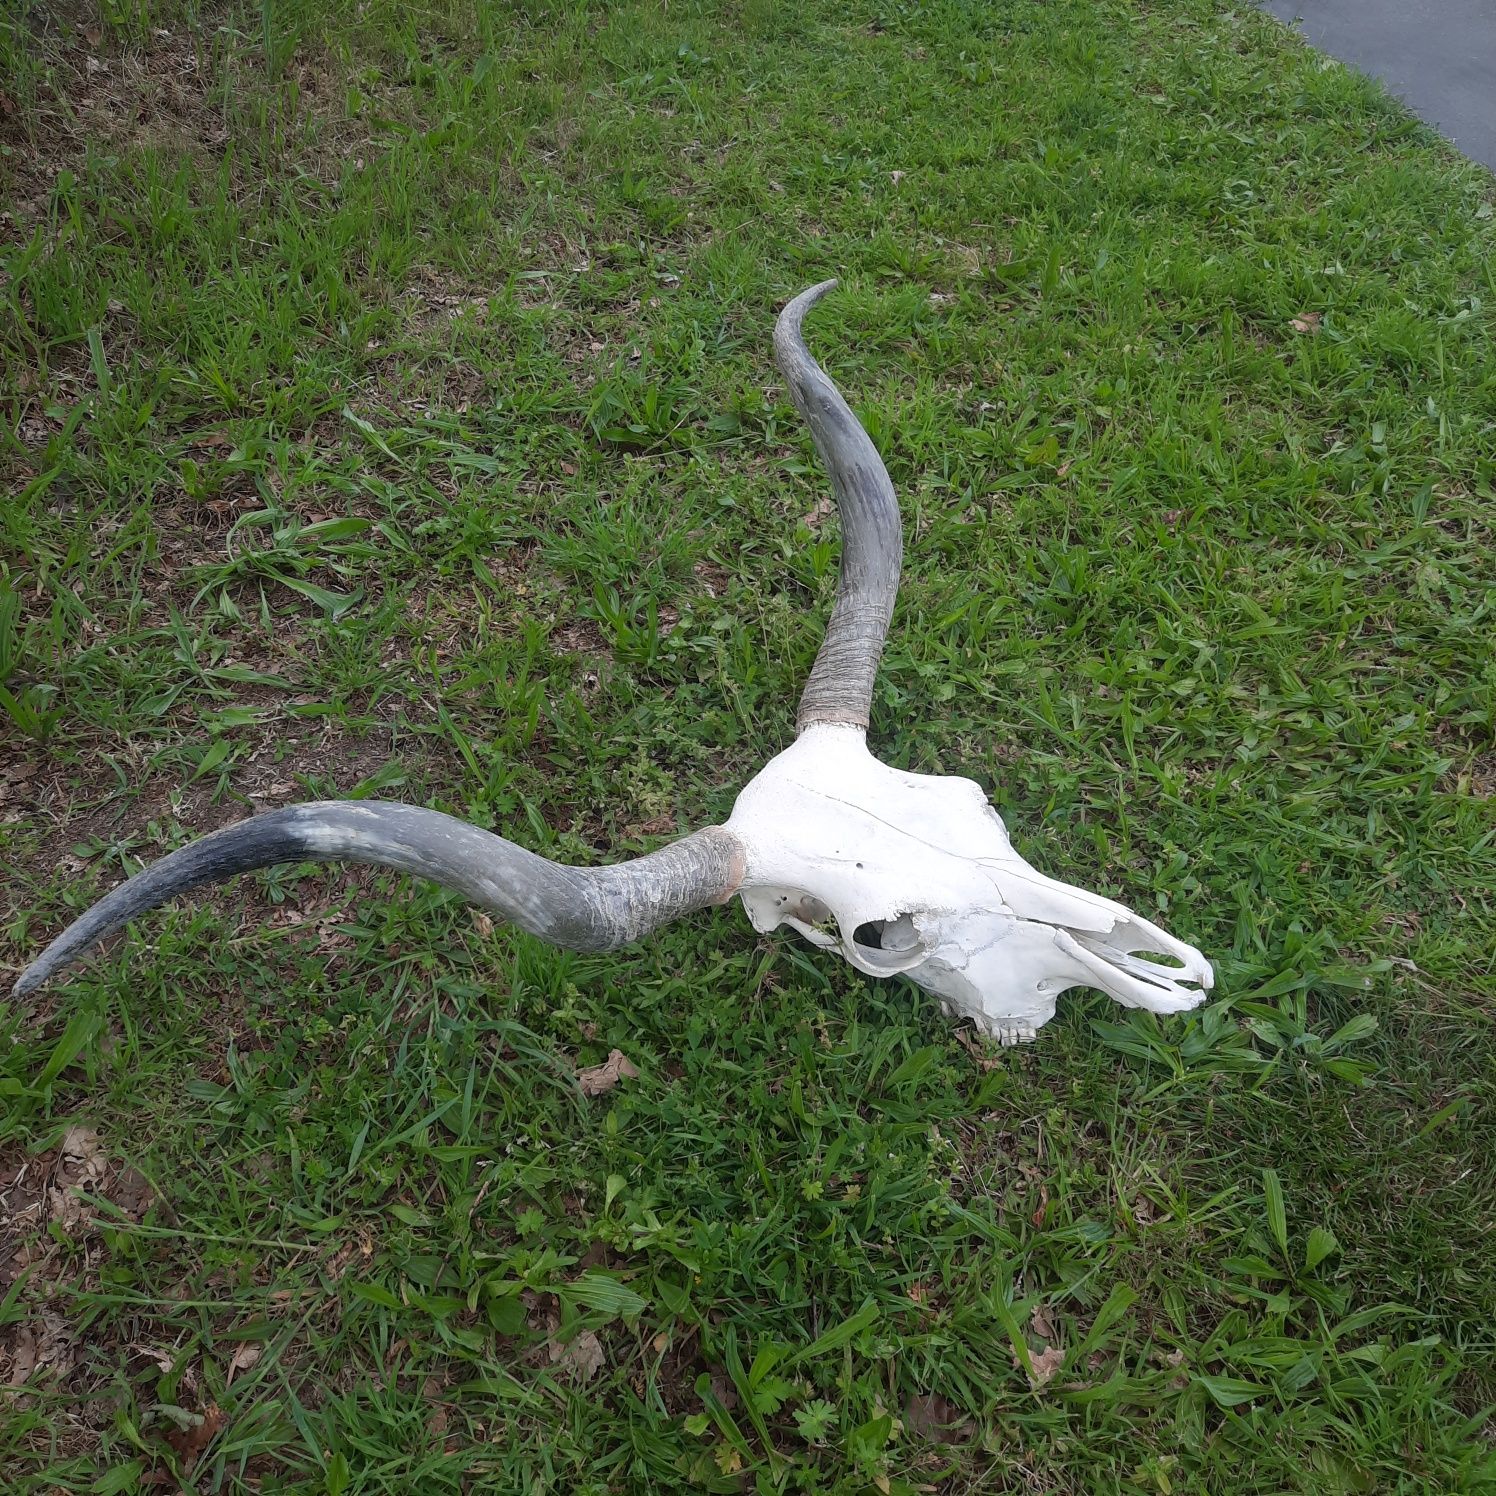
<box><xmin>15</xmin><ymin>281</ymin><xmax>1212</xmax><ymax>1043</ymax></box>
<box><xmin>728</xmin><ymin>724</ymin><xmax>1210</xmax><ymax>1043</ymax></box>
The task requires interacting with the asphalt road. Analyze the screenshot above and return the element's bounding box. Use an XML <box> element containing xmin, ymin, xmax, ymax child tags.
<box><xmin>1263</xmin><ymin>0</ymin><xmax>1496</xmax><ymax>171</ymax></box>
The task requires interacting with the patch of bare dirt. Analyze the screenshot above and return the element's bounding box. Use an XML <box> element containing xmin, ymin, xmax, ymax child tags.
<box><xmin>397</xmin><ymin>265</ymin><xmax>505</xmax><ymax>340</ymax></box>
<box><xmin>2</xmin><ymin>15</ymin><xmax>223</xmax><ymax>228</ymax></box>
<box><xmin>549</xmin><ymin>615</ymin><xmax>610</xmax><ymax>659</ymax></box>
<box><xmin>690</xmin><ymin>558</ymin><xmax>730</xmax><ymax>597</ymax></box>
<box><xmin>1</xmin><ymin>1123</ymin><xmax>161</xmax><ymax>1394</ymax></box>
<box><xmin>0</xmin><ymin>721</ymin><xmax>448</xmax><ymax>1020</ymax></box>
<box><xmin>1452</xmin><ymin>752</ymin><xmax>1494</xmax><ymax>799</ymax></box>
<box><xmin>7</xmin><ymin>719</ymin><xmax>414</xmax><ymax>881</ymax></box>
<box><xmin>0</xmin><ymin>6</ymin><xmax>409</xmax><ymax>231</ymax></box>
<box><xmin>1433</xmin><ymin>720</ymin><xmax>1496</xmax><ymax>800</ymax></box>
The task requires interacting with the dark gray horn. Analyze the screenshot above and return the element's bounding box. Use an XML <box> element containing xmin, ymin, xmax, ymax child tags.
<box><xmin>13</xmin><ymin>802</ymin><xmax>744</xmax><ymax>995</ymax></box>
<box><xmin>14</xmin><ymin>282</ymin><xmax>894</xmax><ymax>997</ymax></box>
<box><xmin>774</xmin><ymin>280</ymin><xmax>903</xmax><ymax>734</ymax></box>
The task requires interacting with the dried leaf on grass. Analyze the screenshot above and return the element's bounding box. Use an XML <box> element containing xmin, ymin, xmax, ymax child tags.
<box><xmin>6</xmin><ymin>1311</ymin><xmax>76</xmax><ymax>1388</ymax></box>
<box><xmin>577</xmin><ymin>1049</ymin><xmax>639</xmax><ymax>1097</ymax></box>
<box><xmin>1289</xmin><ymin>311</ymin><xmax>1322</xmax><ymax>333</ymax></box>
<box><xmin>165</xmin><ymin>1403</ymin><xmax>223</xmax><ymax>1471</ymax></box>
<box><xmin>629</xmin><ymin>812</ymin><xmax>677</xmax><ymax>838</ymax></box>
<box><xmin>59</xmin><ymin>1124</ymin><xmax>106</xmax><ymax>1169</ymax></box>
<box><xmin>48</xmin><ymin>1124</ymin><xmax>110</xmax><ymax>1232</ymax></box>
<box><xmin>954</xmin><ymin>1025</ymin><xmax>1004</xmax><ymax>1071</ymax></box>
<box><xmin>1025</xmin><ymin>1343</ymin><xmax>1065</xmax><ymax>1388</ymax></box>
<box><xmin>136</xmin><ymin>1345</ymin><xmax>186</xmax><ymax>1378</ymax></box>
<box><xmin>112</xmin><ymin>1167</ymin><xmax>157</xmax><ymax>1219</ymax></box>
<box><xmin>423</xmin><ymin>1373</ymin><xmax>450</xmax><ymax>1437</ymax></box>
<box><xmin>226</xmin><ymin>1343</ymin><xmax>262</xmax><ymax>1383</ymax></box>
<box><xmin>800</xmin><ymin>494</ymin><xmax>835</xmax><ymax>529</ymax></box>
<box><xmin>548</xmin><ymin>1329</ymin><xmax>605</xmax><ymax>1382</ymax></box>
<box><xmin>1029</xmin><ymin>1300</ymin><xmax>1058</xmax><ymax>1342</ymax></box>
<box><xmin>6</xmin><ymin>1327</ymin><xmax>37</xmax><ymax>1387</ymax></box>
<box><xmin>904</xmin><ymin>1392</ymin><xmax>974</xmax><ymax>1444</ymax></box>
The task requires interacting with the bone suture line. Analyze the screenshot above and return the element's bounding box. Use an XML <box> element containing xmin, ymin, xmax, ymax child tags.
<box><xmin>14</xmin><ymin>283</ymin><xmax>1213</xmax><ymax>1043</ymax></box>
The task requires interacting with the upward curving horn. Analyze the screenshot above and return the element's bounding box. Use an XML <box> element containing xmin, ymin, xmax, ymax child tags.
<box><xmin>774</xmin><ymin>280</ymin><xmax>903</xmax><ymax>734</ymax></box>
<box><xmin>13</xmin><ymin>803</ymin><xmax>744</xmax><ymax>996</ymax></box>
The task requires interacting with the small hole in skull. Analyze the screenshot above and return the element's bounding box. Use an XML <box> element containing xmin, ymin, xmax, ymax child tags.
<box><xmin>853</xmin><ymin>920</ymin><xmax>885</xmax><ymax>950</ymax></box>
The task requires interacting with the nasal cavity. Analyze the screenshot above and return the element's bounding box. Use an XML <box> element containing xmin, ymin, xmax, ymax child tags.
<box><xmin>1121</xmin><ymin>949</ymin><xmax>1204</xmax><ymax>993</ymax></box>
<box><xmin>1127</xmin><ymin>950</ymin><xmax>1187</xmax><ymax>970</ymax></box>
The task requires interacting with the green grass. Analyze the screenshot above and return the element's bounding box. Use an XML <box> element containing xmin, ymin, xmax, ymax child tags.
<box><xmin>2</xmin><ymin>0</ymin><xmax>1494</xmax><ymax>1489</ymax></box>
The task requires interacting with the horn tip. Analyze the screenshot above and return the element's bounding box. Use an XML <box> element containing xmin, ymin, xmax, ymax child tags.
<box><xmin>775</xmin><ymin>279</ymin><xmax>843</xmax><ymax>380</ymax></box>
<box><xmin>780</xmin><ymin>278</ymin><xmax>840</xmax><ymax>323</ymax></box>
<box><xmin>13</xmin><ymin>962</ymin><xmax>47</xmax><ymax>997</ymax></box>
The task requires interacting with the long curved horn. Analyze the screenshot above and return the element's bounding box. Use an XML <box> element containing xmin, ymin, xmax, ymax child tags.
<box><xmin>13</xmin><ymin>802</ymin><xmax>744</xmax><ymax>995</ymax></box>
<box><xmin>774</xmin><ymin>280</ymin><xmax>902</xmax><ymax>734</ymax></box>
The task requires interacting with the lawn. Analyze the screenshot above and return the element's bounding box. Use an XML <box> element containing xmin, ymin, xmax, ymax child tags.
<box><xmin>1</xmin><ymin>0</ymin><xmax>1493</xmax><ymax>1490</ymax></box>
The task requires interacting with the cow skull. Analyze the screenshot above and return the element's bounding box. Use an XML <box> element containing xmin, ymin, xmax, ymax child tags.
<box><xmin>727</xmin><ymin>724</ymin><xmax>1209</xmax><ymax>1043</ymax></box>
<box><xmin>14</xmin><ymin>281</ymin><xmax>1213</xmax><ymax>1041</ymax></box>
